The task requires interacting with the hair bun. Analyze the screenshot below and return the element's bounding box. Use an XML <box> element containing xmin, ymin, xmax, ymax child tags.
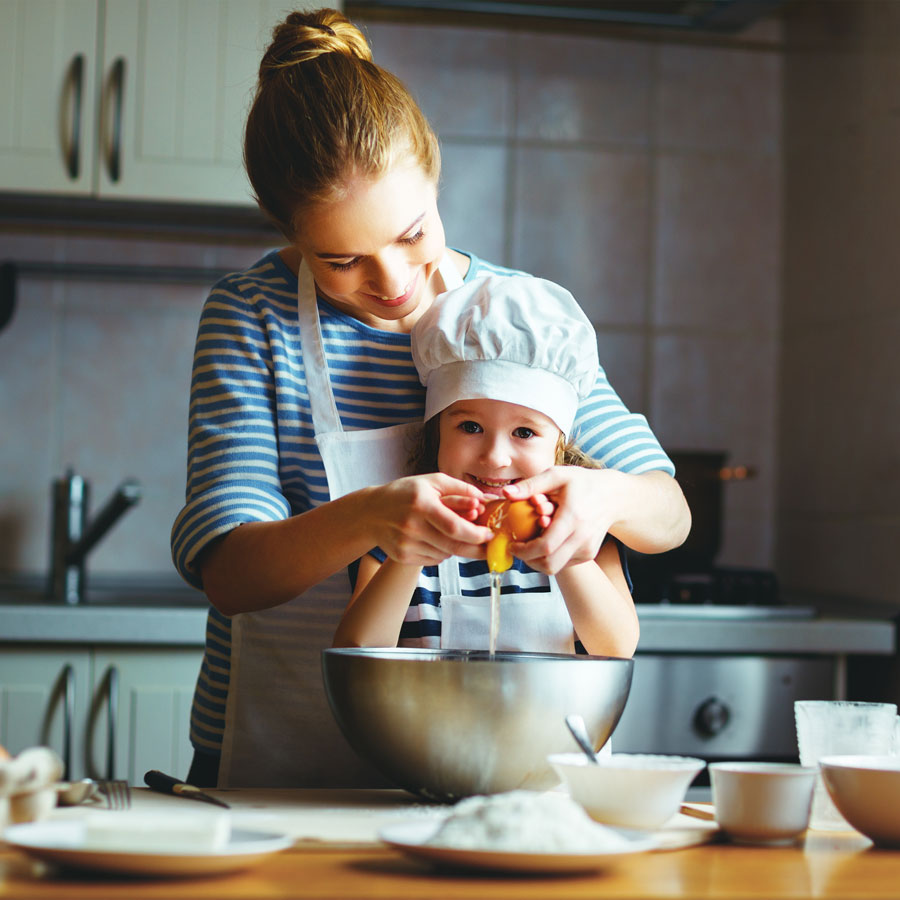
<box><xmin>261</xmin><ymin>9</ymin><xmax>372</xmax><ymax>77</ymax></box>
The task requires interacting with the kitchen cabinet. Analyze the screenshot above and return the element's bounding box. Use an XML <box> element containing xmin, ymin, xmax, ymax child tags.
<box><xmin>0</xmin><ymin>645</ymin><xmax>201</xmax><ymax>783</ymax></box>
<box><xmin>0</xmin><ymin>0</ymin><xmax>325</xmax><ymax>205</ymax></box>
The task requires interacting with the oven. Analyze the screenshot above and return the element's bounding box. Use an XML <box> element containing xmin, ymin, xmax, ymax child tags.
<box><xmin>612</xmin><ymin>653</ymin><xmax>834</xmax><ymax>761</ymax></box>
<box><xmin>616</xmin><ymin>451</ymin><xmax>836</xmax><ymax>765</ymax></box>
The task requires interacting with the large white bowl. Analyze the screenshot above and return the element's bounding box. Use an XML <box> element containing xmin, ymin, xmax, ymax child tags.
<box><xmin>820</xmin><ymin>755</ymin><xmax>900</xmax><ymax>846</ymax></box>
<box><xmin>548</xmin><ymin>752</ymin><xmax>705</xmax><ymax>830</ymax></box>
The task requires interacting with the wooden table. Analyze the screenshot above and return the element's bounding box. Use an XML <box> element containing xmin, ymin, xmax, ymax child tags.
<box><xmin>0</xmin><ymin>791</ymin><xmax>897</xmax><ymax>899</ymax></box>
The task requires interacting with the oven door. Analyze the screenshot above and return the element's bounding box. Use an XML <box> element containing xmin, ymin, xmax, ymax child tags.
<box><xmin>612</xmin><ymin>654</ymin><xmax>835</xmax><ymax>760</ymax></box>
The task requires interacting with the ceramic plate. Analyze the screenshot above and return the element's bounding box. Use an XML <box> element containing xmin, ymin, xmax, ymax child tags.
<box><xmin>378</xmin><ymin>819</ymin><xmax>657</xmax><ymax>875</ymax></box>
<box><xmin>2</xmin><ymin>821</ymin><xmax>293</xmax><ymax>878</ymax></box>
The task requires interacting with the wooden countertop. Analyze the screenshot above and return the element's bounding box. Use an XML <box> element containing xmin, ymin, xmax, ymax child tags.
<box><xmin>0</xmin><ymin>791</ymin><xmax>900</xmax><ymax>900</ymax></box>
<box><xmin>1</xmin><ymin>829</ymin><xmax>893</xmax><ymax>900</ymax></box>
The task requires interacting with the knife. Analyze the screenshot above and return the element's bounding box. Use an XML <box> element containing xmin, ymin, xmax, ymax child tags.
<box><xmin>143</xmin><ymin>769</ymin><xmax>230</xmax><ymax>809</ymax></box>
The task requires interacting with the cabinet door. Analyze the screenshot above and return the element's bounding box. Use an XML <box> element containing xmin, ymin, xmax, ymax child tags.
<box><xmin>0</xmin><ymin>647</ymin><xmax>92</xmax><ymax>779</ymax></box>
<box><xmin>0</xmin><ymin>0</ymin><xmax>99</xmax><ymax>194</ymax></box>
<box><xmin>89</xmin><ymin>648</ymin><xmax>202</xmax><ymax>784</ymax></box>
<box><xmin>98</xmin><ymin>0</ymin><xmax>308</xmax><ymax>205</ymax></box>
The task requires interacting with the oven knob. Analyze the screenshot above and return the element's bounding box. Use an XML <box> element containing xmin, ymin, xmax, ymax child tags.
<box><xmin>693</xmin><ymin>696</ymin><xmax>731</xmax><ymax>737</ymax></box>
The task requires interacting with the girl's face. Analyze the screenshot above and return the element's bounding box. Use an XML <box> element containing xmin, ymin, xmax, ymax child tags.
<box><xmin>294</xmin><ymin>160</ymin><xmax>446</xmax><ymax>333</ymax></box>
<box><xmin>437</xmin><ymin>399</ymin><xmax>561</xmax><ymax>491</ymax></box>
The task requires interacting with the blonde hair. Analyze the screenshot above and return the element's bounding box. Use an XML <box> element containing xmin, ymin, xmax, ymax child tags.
<box><xmin>244</xmin><ymin>8</ymin><xmax>440</xmax><ymax>239</ymax></box>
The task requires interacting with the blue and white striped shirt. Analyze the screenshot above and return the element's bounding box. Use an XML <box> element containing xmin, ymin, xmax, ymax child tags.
<box><xmin>171</xmin><ymin>248</ymin><xmax>673</xmax><ymax>756</ymax></box>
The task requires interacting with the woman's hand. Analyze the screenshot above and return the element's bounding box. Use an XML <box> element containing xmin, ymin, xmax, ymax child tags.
<box><xmin>371</xmin><ymin>474</ymin><xmax>495</xmax><ymax>566</ymax></box>
<box><xmin>501</xmin><ymin>467</ymin><xmax>690</xmax><ymax>574</ymax></box>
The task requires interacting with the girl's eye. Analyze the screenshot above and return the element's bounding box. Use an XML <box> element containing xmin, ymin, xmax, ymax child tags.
<box><xmin>400</xmin><ymin>229</ymin><xmax>425</xmax><ymax>246</ymax></box>
<box><xmin>326</xmin><ymin>257</ymin><xmax>361</xmax><ymax>272</ymax></box>
<box><xmin>513</xmin><ymin>427</ymin><xmax>535</xmax><ymax>439</ymax></box>
<box><xmin>460</xmin><ymin>420</ymin><xmax>482</xmax><ymax>434</ymax></box>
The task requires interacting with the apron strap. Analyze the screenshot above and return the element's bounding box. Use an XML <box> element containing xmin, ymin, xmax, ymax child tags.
<box><xmin>437</xmin><ymin>557</ymin><xmax>461</xmax><ymax>597</ymax></box>
<box><xmin>296</xmin><ymin>259</ymin><xmax>342</xmax><ymax>435</ymax></box>
<box><xmin>438</xmin><ymin>253</ymin><xmax>464</xmax><ymax>291</ymax></box>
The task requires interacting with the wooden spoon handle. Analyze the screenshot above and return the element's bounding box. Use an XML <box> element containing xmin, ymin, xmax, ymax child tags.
<box><xmin>679</xmin><ymin>803</ymin><xmax>717</xmax><ymax>822</ymax></box>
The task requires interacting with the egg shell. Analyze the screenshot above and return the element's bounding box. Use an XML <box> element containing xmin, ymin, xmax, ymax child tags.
<box><xmin>478</xmin><ymin>499</ymin><xmax>543</xmax><ymax>542</ymax></box>
<box><xmin>9</xmin><ymin>787</ymin><xmax>57</xmax><ymax>824</ymax></box>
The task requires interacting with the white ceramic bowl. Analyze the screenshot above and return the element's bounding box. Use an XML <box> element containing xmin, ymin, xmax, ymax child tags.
<box><xmin>820</xmin><ymin>755</ymin><xmax>900</xmax><ymax>846</ymax></box>
<box><xmin>709</xmin><ymin>762</ymin><xmax>817</xmax><ymax>845</ymax></box>
<box><xmin>548</xmin><ymin>752</ymin><xmax>706</xmax><ymax>830</ymax></box>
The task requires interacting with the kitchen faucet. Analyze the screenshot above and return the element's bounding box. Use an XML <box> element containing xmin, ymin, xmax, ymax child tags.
<box><xmin>49</xmin><ymin>469</ymin><xmax>141</xmax><ymax>604</ymax></box>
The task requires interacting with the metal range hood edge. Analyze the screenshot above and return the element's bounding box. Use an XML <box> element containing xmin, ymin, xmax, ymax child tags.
<box><xmin>347</xmin><ymin>0</ymin><xmax>785</xmax><ymax>34</ymax></box>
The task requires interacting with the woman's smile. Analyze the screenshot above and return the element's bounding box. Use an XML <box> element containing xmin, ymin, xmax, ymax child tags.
<box><xmin>363</xmin><ymin>272</ymin><xmax>419</xmax><ymax>307</ymax></box>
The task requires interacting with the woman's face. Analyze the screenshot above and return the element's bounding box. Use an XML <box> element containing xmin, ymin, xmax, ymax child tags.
<box><xmin>437</xmin><ymin>398</ymin><xmax>560</xmax><ymax>492</ymax></box>
<box><xmin>294</xmin><ymin>161</ymin><xmax>446</xmax><ymax>332</ymax></box>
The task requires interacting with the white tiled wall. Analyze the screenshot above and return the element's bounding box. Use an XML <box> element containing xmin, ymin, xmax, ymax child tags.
<box><xmin>779</xmin><ymin>1</ymin><xmax>900</xmax><ymax>609</ymax></box>
<box><xmin>0</xmin><ymin>14</ymin><xmax>784</xmax><ymax>584</ymax></box>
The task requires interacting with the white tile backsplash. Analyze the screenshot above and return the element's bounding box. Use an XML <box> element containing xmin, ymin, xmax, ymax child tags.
<box><xmin>438</xmin><ymin>141</ymin><xmax>509</xmax><ymax>264</ymax></box>
<box><xmin>654</xmin><ymin>154</ymin><xmax>781</xmax><ymax>332</ymax></box>
<box><xmin>658</xmin><ymin>43</ymin><xmax>782</xmax><ymax>154</ymax></box>
<box><xmin>511</xmin><ymin>145</ymin><xmax>651</xmax><ymax>327</ymax></box>
<box><xmin>514</xmin><ymin>33</ymin><xmax>653</xmax><ymax>145</ymax></box>
<box><xmin>1</xmin><ymin>16</ymin><xmax>787</xmax><ymax>583</ymax></box>
<box><xmin>364</xmin><ymin>21</ymin><xmax>513</xmax><ymax>138</ymax></box>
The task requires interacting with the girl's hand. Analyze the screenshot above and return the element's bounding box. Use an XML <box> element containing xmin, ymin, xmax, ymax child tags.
<box><xmin>501</xmin><ymin>467</ymin><xmax>622</xmax><ymax>574</ymax></box>
<box><xmin>371</xmin><ymin>474</ymin><xmax>495</xmax><ymax>566</ymax></box>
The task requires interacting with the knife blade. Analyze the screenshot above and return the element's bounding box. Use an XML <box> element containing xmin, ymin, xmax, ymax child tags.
<box><xmin>143</xmin><ymin>769</ymin><xmax>230</xmax><ymax>808</ymax></box>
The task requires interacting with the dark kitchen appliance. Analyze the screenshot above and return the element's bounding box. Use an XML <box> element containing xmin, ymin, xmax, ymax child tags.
<box><xmin>627</xmin><ymin>450</ymin><xmax>778</xmax><ymax>606</ymax></box>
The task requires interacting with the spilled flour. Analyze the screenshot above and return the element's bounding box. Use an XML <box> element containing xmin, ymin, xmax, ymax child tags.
<box><xmin>426</xmin><ymin>790</ymin><xmax>632</xmax><ymax>854</ymax></box>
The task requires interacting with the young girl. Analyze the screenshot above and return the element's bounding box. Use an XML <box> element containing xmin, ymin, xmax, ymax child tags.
<box><xmin>333</xmin><ymin>274</ymin><xmax>640</xmax><ymax>657</ymax></box>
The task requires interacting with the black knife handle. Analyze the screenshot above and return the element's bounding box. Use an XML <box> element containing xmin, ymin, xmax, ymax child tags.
<box><xmin>144</xmin><ymin>769</ymin><xmax>181</xmax><ymax>793</ymax></box>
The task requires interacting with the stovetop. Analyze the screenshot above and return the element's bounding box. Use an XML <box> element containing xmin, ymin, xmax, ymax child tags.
<box><xmin>634</xmin><ymin>603</ymin><xmax>816</xmax><ymax>620</ymax></box>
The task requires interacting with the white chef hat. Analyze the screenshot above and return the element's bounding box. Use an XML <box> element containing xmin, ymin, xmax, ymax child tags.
<box><xmin>411</xmin><ymin>274</ymin><xmax>599</xmax><ymax>436</ymax></box>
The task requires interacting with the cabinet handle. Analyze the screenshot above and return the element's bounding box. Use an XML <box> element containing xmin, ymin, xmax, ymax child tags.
<box><xmin>62</xmin><ymin>664</ymin><xmax>75</xmax><ymax>781</ymax></box>
<box><xmin>41</xmin><ymin>665</ymin><xmax>76</xmax><ymax>781</ymax></box>
<box><xmin>62</xmin><ymin>54</ymin><xmax>84</xmax><ymax>180</ymax></box>
<box><xmin>105</xmin><ymin>57</ymin><xmax>126</xmax><ymax>183</ymax></box>
<box><xmin>104</xmin><ymin>665</ymin><xmax>119</xmax><ymax>780</ymax></box>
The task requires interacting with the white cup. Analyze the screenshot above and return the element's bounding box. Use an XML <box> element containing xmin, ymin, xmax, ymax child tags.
<box><xmin>794</xmin><ymin>700</ymin><xmax>898</xmax><ymax>830</ymax></box>
<box><xmin>710</xmin><ymin>762</ymin><xmax>817</xmax><ymax>845</ymax></box>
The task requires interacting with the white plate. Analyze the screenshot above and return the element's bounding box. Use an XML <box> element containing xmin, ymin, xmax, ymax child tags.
<box><xmin>378</xmin><ymin>819</ymin><xmax>657</xmax><ymax>875</ymax></box>
<box><xmin>2</xmin><ymin>821</ymin><xmax>293</xmax><ymax>878</ymax></box>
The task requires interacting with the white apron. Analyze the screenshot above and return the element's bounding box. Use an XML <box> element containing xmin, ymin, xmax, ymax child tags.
<box><xmin>438</xmin><ymin>558</ymin><xmax>576</xmax><ymax>653</ymax></box>
<box><xmin>218</xmin><ymin>253</ymin><xmax>463</xmax><ymax>788</ymax></box>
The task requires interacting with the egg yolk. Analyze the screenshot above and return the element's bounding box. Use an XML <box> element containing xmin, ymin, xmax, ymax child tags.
<box><xmin>479</xmin><ymin>499</ymin><xmax>542</xmax><ymax>573</ymax></box>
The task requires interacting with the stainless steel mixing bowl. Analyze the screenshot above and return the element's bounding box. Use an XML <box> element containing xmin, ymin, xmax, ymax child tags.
<box><xmin>321</xmin><ymin>648</ymin><xmax>633</xmax><ymax>802</ymax></box>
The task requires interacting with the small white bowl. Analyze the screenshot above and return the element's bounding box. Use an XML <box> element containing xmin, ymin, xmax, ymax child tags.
<box><xmin>709</xmin><ymin>762</ymin><xmax>817</xmax><ymax>846</ymax></box>
<box><xmin>549</xmin><ymin>752</ymin><xmax>706</xmax><ymax>830</ymax></box>
<box><xmin>820</xmin><ymin>755</ymin><xmax>900</xmax><ymax>847</ymax></box>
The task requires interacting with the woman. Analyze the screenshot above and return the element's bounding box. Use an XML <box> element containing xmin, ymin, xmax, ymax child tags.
<box><xmin>171</xmin><ymin>7</ymin><xmax>690</xmax><ymax>789</ymax></box>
